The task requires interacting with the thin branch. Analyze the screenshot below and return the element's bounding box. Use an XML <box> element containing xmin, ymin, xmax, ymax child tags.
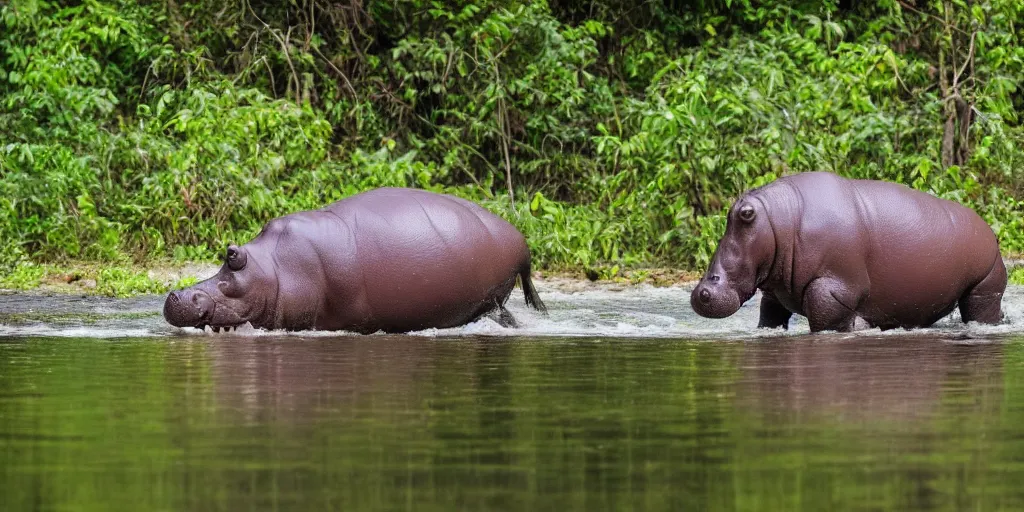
<box><xmin>441</xmin><ymin>49</ymin><xmax>455</xmax><ymax>85</ymax></box>
<box><xmin>311</xmin><ymin>44</ymin><xmax>357</xmax><ymax>98</ymax></box>
<box><xmin>309</xmin><ymin>0</ymin><xmax>315</xmax><ymax>50</ymax></box>
<box><xmin>263</xmin><ymin>56</ymin><xmax>277</xmax><ymax>96</ymax></box>
<box><xmin>952</xmin><ymin>29</ymin><xmax>976</xmax><ymax>90</ymax></box>
<box><xmin>246</xmin><ymin>1</ymin><xmax>301</xmax><ymax>104</ymax></box>
<box><xmin>494</xmin><ymin>59</ymin><xmax>514</xmax><ymax>206</ymax></box>
<box><xmin>897</xmin><ymin>1</ymin><xmax>972</xmax><ymax>36</ymax></box>
<box><xmin>945</xmin><ymin>2</ymin><xmax>958</xmax><ymax>77</ymax></box>
<box><xmin>285</xmin><ymin>27</ymin><xmax>301</xmax><ymax>102</ymax></box>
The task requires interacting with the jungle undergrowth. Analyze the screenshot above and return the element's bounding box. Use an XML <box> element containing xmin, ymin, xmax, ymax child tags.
<box><xmin>2</xmin><ymin>0</ymin><xmax>1024</xmax><ymax>290</ymax></box>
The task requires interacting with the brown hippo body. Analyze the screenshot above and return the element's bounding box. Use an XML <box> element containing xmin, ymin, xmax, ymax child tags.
<box><xmin>164</xmin><ymin>187</ymin><xmax>545</xmax><ymax>333</ymax></box>
<box><xmin>691</xmin><ymin>172</ymin><xmax>1005</xmax><ymax>332</ymax></box>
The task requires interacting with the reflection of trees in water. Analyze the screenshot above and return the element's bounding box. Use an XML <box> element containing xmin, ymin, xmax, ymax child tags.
<box><xmin>200</xmin><ymin>336</ymin><xmax>1018</xmax><ymax>511</ymax></box>
<box><xmin>204</xmin><ymin>338</ymin><xmax>747</xmax><ymax>509</ymax></box>
<box><xmin>5</xmin><ymin>336</ymin><xmax>1020</xmax><ymax>511</ymax></box>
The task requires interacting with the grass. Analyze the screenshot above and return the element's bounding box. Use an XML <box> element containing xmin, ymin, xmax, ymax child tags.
<box><xmin>0</xmin><ymin>262</ymin><xmax>199</xmax><ymax>298</ymax></box>
<box><xmin>1009</xmin><ymin>266</ymin><xmax>1024</xmax><ymax>286</ymax></box>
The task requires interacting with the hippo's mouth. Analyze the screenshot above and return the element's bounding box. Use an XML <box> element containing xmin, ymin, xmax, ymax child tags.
<box><xmin>194</xmin><ymin>323</ymin><xmax>244</xmax><ymax>333</ymax></box>
<box><xmin>193</xmin><ymin>304</ymin><xmax>248</xmax><ymax>332</ymax></box>
<box><xmin>194</xmin><ymin>297</ymin><xmax>269</xmax><ymax>333</ymax></box>
<box><xmin>164</xmin><ymin>290</ymin><xmax>251</xmax><ymax>332</ymax></box>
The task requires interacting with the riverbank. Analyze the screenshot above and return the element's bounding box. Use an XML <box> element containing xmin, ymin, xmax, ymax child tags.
<box><xmin>4</xmin><ymin>257</ymin><xmax>1024</xmax><ymax>298</ymax></box>
<box><xmin>0</xmin><ymin>261</ymin><xmax>707</xmax><ymax>298</ymax></box>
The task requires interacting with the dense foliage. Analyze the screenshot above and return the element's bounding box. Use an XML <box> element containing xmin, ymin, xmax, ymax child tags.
<box><xmin>2</xmin><ymin>0</ymin><xmax>1024</xmax><ymax>274</ymax></box>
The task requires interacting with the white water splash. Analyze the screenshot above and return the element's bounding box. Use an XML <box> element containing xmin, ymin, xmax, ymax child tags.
<box><xmin>3</xmin><ymin>283</ymin><xmax>1024</xmax><ymax>340</ymax></box>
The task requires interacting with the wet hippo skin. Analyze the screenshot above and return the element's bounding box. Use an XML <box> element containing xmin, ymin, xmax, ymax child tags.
<box><xmin>691</xmin><ymin>171</ymin><xmax>1006</xmax><ymax>332</ymax></box>
<box><xmin>163</xmin><ymin>188</ymin><xmax>546</xmax><ymax>333</ymax></box>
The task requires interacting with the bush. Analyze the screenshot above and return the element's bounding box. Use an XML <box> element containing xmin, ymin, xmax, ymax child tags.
<box><xmin>2</xmin><ymin>0</ymin><xmax>1024</xmax><ymax>273</ymax></box>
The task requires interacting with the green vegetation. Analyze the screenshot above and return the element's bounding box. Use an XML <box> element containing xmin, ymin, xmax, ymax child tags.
<box><xmin>0</xmin><ymin>261</ymin><xmax>197</xmax><ymax>297</ymax></box>
<box><xmin>1009</xmin><ymin>266</ymin><xmax>1024</xmax><ymax>285</ymax></box>
<box><xmin>2</xmin><ymin>0</ymin><xmax>1024</xmax><ymax>283</ymax></box>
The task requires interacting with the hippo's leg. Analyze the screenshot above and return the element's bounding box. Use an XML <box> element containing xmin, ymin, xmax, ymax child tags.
<box><xmin>958</xmin><ymin>260</ymin><xmax>1007</xmax><ymax>324</ymax></box>
<box><xmin>803</xmin><ymin>278</ymin><xmax>862</xmax><ymax>333</ymax></box>
<box><xmin>491</xmin><ymin>304</ymin><xmax>520</xmax><ymax>328</ymax></box>
<box><xmin>758</xmin><ymin>290</ymin><xmax>793</xmax><ymax>329</ymax></box>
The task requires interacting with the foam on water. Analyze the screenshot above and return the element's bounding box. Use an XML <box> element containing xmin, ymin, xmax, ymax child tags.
<box><xmin>2</xmin><ymin>283</ymin><xmax>1024</xmax><ymax>340</ymax></box>
<box><xmin>0</xmin><ymin>325</ymin><xmax>164</xmax><ymax>339</ymax></box>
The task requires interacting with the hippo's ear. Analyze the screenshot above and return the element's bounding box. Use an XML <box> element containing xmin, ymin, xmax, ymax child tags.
<box><xmin>738</xmin><ymin>204</ymin><xmax>756</xmax><ymax>223</ymax></box>
<box><xmin>226</xmin><ymin>244</ymin><xmax>247</xmax><ymax>271</ymax></box>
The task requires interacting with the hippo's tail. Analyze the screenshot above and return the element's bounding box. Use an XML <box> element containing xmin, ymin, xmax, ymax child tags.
<box><xmin>519</xmin><ymin>264</ymin><xmax>547</xmax><ymax>314</ymax></box>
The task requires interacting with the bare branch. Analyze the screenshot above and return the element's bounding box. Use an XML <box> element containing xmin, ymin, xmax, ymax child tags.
<box><xmin>246</xmin><ymin>0</ymin><xmax>301</xmax><ymax>104</ymax></box>
<box><xmin>897</xmin><ymin>1</ymin><xmax>972</xmax><ymax>36</ymax></box>
<box><xmin>311</xmin><ymin>44</ymin><xmax>358</xmax><ymax>98</ymax></box>
<box><xmin>952</xmin><ymin>30</ymin><xmax>977</xmax><ymax>90</ymax></box>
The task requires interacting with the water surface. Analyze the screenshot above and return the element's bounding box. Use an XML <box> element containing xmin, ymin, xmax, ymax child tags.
<box><xmin>3</xmin><ymin>285</ymin><xmax>1024</xmax><ymax>511</ymax></box>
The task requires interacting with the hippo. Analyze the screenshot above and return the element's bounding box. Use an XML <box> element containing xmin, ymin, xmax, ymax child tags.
<box><xmin>163</xmin><ymin>188</ymin><xmax>546</xmax><ymax>333</ymax></box>
<box><xmin>690</xmin><ymin>171</ymin><xmax>1006</xmax><ymax>332</ymax></box>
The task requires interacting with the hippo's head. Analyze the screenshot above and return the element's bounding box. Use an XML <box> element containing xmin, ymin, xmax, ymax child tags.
<box><xmin>691</xmin><ymin>196</ymin><xmax>776</xmax><ymax>319</ymax></box>
<box><xmin>163</xmin><ymin>244</ymin><xmax>278</xmax><ymax>331</ymax></box>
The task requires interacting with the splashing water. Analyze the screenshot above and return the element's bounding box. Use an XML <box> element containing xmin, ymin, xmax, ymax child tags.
<box><xmin>3</xmin><ymin>282</ymin><xmax>1024</xmax><ymax>340</ymax></box>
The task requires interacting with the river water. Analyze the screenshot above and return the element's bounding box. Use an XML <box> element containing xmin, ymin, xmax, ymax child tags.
<box><xmin>4</xmin><ymin>283</ymin><xmax>1024</xmax><ymax>510</ymax></box>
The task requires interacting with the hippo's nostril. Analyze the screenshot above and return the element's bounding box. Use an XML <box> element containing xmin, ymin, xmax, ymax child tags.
<box><xmin>700</xmin><ymin>288</ymin><xmax>711</xmax><ymax>303</ymax></box>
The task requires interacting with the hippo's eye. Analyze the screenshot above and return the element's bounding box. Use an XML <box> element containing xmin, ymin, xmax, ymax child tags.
<box><xmin>738</xmin><ymin>204</ymin><xmax>756</xmax><ymax>223</ymax></box>
<box><xmin>226</xmin><ymin>245</ymin><xmax>247</xmax><ymax>271</ymax></box>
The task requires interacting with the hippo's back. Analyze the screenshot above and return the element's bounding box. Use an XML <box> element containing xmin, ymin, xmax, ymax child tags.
<box><xmin>322</xmin><ymin>188</ymin><xmax>530</xmax><ymax>332</ymax></box>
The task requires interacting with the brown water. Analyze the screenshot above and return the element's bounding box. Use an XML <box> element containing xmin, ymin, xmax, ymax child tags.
<box><xmin>3</xmin><ymin>287</ymin><xmax>1024</xmax><ymax>511</ymax></box>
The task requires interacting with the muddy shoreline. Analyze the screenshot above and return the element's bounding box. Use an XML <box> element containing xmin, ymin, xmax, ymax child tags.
<box><xmin>0</xmin><ymin>261</ymin><xmax>704</xmax><ymax>297</ymax></box>
<box><xmin>5</xmin><ymin>256</ymin><xmax>1024</xmax><ymax>298</ymax></box>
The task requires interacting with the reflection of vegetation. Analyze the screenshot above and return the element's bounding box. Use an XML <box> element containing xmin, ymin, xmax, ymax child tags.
<box><xmin>0</xmin><ymin>337</ymin><xmax>1020</xmax><ymax>510</ymax></box>
<box><xmin>2</xmin><ymin>1</ymin><xmax>1024</xmax><ymax>275</ymax></box>
<box><xmin>0</xmin><ymin>339</ymin><xmax>214</xmax><ymax>511</ymax></box>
